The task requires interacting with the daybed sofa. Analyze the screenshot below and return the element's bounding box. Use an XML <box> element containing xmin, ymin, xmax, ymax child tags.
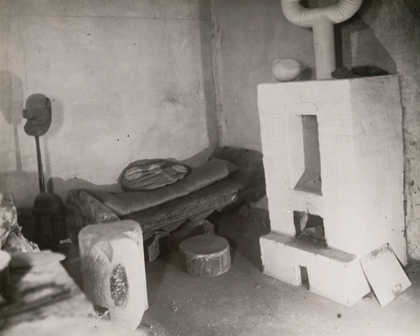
<box><xmin>65</xmin><ymin>147</ymin><xmax>266</xmax><ymax>259</ymax></box>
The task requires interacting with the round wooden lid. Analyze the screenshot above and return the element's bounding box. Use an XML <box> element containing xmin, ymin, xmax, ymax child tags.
<box><xmin>179</xmin><ymin>235</ymin><xmax>229</xmax><ymax>256</ymax></box>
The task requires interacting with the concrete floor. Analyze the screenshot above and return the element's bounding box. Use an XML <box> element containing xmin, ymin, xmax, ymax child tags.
<box><xmin>138</xmin><ymin>207</ymin><xmax>420</xmax><ymax>336</ymax></box>
<box><xmin>60</xmin><ymin>207</ymin><xmax>420</xmax><ymax>336</ymax></box>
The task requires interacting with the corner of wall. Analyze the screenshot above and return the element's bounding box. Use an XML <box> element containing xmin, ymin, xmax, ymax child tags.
<box><xmin>209</xmin><ymin>0</ymin><xmax>227</xmax><ymax>148</ymax></box>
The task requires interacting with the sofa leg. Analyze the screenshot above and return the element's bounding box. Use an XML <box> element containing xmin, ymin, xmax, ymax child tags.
<box><xmin>199</xmin><ymin>219</ymin><xmax>215</xmax><ymax>235</ymax></box>
<box><xmin>146</xmin><ymin>231</ymin><xmax>170</xmax><ymax>262</ymax></box>
<box><xmin>171</xmin><ymin>219</ymin><xmax>215</xmax><ymax>239</ymax></box>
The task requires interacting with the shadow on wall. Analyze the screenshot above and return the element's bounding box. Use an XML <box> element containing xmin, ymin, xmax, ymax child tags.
<box><xmin>0</xmin><ymin>72</ymin><xmax>39</xmax><ymax>209</ymax></box>
<box><xmin>299</xmin><ymin>68</ymin><xmax>315</xmax><ymax>81</ymax></box>
<box><xmin>0</xmin><ymin>72</ymin><xmax>68</xmax><ymax>209</ymax></box>
<box><xmin>0</xmin><ymin>71</ymin><xmax>24</xmax><ymax>172</ymax></box>
<box><xmin>336</xmin><ymin>0</ymin><xmax>397</xmax><ymax>73</ymax></box>
<box><xmin>0</xmin><ymin>171</ymin><xmax>39</xmax><ymax>210</ymax></box>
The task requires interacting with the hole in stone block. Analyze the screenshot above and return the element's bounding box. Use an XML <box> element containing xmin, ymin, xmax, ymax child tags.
<box><xmin>110</xmin><ymin>264</ymin><xmax>129</xmax><ymax>308</ymax></box>
<box><xmin>293</xmin><ymin>211</ymin><xmax>326</xmax><ymax>246</ymax></box>
<box><xmin>294</xmin><ymin>115</ymin><xmax>322</xmax><ymax>195</ymax></box>
<box><xmin>300</xmin><ymin>266</ymin><xmax>310</xmax><ymax>290</ymax></box>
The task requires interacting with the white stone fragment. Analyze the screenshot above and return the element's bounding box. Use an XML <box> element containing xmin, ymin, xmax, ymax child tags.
<box><xmin>79</xmin><ymin>220</ymin><xmax>148</xmax><ymax>330</ymax></box>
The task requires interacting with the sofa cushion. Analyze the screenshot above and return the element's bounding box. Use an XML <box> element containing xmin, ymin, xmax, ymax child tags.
<box><xmin>120</xmin><ymin>159</ymin><xmax>190</xmax><ymax>192</ymax></box>
<box><xmin>87</xmin><ymin>158</ymin><xmax>239</xmax><ymax>217</ymax></box>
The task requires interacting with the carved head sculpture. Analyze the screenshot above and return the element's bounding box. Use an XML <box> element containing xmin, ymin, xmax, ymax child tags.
<box><xmin>22</xmin><ymin>94</ymin><xmax>51</xmax><ymax>137</ymax></box>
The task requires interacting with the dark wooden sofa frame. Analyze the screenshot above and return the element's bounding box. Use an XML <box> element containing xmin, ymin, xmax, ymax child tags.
<box><xmin>65</xmin><ymin>147</ymin><xmax>266</xmax><ymax>260</ymax></box>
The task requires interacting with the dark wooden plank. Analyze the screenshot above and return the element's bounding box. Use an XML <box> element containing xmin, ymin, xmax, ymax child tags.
<box><xmin>122</xmin><ymin>181</ymin><xmax>239</xmax><ymax>238</ymax></box>
<box><xmin>66</xmin><ymin>189</ymin><xmax>120</xmax><ymax>242</ymax></box>
<box><xmin>213</xmin><ymin>147</ymin><xmax>266</xmax><ymax>203</ymax></box>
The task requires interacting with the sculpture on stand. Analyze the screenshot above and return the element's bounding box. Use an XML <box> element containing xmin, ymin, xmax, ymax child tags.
<box><xmin>23</xmin><ymin>94</ymin><xmax>62</xmax><ymax>249</ymax></box>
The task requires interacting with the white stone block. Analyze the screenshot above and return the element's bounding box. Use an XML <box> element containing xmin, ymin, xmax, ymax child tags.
<box><xmin>261</xmin><ymin>232</ymin><xmax>370</xmax><ymax>306</ymax></box>
<box><xmin>79</xmin><ymin>220</ymin><xmax>148</xmax><ymax>330</ymax></box>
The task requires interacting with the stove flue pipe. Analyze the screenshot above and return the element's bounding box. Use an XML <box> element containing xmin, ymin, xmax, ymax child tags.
<box><xmin>281</xmin><ymin>0</ymin><xmax>363</xmax><ymax>79</ymax></box>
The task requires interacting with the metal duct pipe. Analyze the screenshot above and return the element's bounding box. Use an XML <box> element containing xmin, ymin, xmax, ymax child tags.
<box><xmin>281</xmin><ymin>0</ymin><xmax>363</xmax><ymax>79</ymax></box>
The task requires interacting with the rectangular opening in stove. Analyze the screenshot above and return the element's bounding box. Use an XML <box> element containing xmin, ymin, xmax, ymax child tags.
<box><xmin>293</xmin><ymin>210</ymin><xmax>326</xmax><ymax>246</ymax></box>
<box><xmin>294</xmin><ymin>115</ymin><xmax>322</xmax><ymax>195</ymax></box>
<box><xmin>300</xmin><ymin>266</ymin><xmax>310</xmax><ymax>290</ymax></box>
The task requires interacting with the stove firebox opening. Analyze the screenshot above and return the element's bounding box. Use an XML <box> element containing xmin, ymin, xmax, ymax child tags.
<box><xmin>293</xmin><ymin>210</ymin><xmax>326</xmax><ymax>246</ymax></box>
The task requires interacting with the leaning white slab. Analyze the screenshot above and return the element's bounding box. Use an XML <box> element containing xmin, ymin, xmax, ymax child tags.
<box><xmin>360</xmin><ymin>244</ymin><xmax>411</xmax><ymax>307</ymax></box>
<box><xmin>79</xmin><ymin>220</ymin><xmax>148</xmax><ymax>330</ymax></box>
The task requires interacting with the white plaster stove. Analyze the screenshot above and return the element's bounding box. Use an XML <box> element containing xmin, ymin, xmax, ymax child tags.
<box><xmin>258</xmin><ymin>75</ymin><xmax>407</xmax><ymax>306</ymax></box>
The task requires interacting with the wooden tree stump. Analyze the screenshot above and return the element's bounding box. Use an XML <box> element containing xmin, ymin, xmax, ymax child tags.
<box><xmin>179</xmin><ymin>235</ymin><xmax>231</xmax><ymax>277</ymax></box>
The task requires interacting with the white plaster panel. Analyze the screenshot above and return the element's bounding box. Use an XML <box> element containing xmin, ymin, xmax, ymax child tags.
<box><xmin>84</xmin><ymin>0</ymin><xmax>139</xmax><ymax>17</ymax></box>
<box><xmin>308</xmin><ymin>257</ymin><xmax>370</xmax><ymax>306</ymax></box>
<box><xmin>283</xmin><ymin>102</ymin><xmax>317</xmax><ymax>116</ymax></box>
<box><xmin>349</xmin><ymin>76</ymin><xmax>400</xmax><ymax>100</ymax></box>
<box><xmin>259</xmin><ymin>113</ymin><xmax>286</xmax><ymax>148</ymax></box>
<box><xmin>14</xmin><ymin>0</ymin><xmax>86</xmax><ymax>16</ymax></box>
<box><xmin>315</xmin><ymin>101</ymin><xmax>351</xmax><ymax>116</ymax></box>
<box><xmin>137</xmin><ymin>0</ymin><xmax>209</xmax><ymax>20</ymax></box>
<box><xmin>0</xmin><ymin>0</ymin><xmax>14</xmax><ymax>15</ymax></box>
<box><xmin>259</xmin><ymin>80</ymin><xmax>351</xmax><ymax>105</ymax></box>
<box><xmin>330</xmin><ymin>113</ymin><xmax>353</xmax><ymax>136</ymax></box>
<box><xmin>12</xmin><ymin>0</ymin><xmax>209</xmax><ymax>20</ymax></box>
<box><xmin>349</xmin><ymin>77</ymin><xmax>406</xmax><ymax>263</ymax></box>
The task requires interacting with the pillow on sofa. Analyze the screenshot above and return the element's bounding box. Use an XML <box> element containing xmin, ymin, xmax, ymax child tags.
<box><xmin>119</xmin><ymin>159</ymin><xmax>190</xmax><ymax>192</ymax></box>
<box><xmin>87</xmin><ymin>158</ymin><xmax>239</xmax><ymax>216</ymax></box>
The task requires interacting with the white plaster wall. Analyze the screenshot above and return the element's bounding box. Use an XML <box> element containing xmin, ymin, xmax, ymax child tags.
<box><xmin>210</xmin><ymin>0</ymin><xmax>315</xmax><ymax>152</ymax></box>
<box><xmin>0</xmin><ymin>0</ymin><xmax>217</xmax><ymax>208</ymax></box>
